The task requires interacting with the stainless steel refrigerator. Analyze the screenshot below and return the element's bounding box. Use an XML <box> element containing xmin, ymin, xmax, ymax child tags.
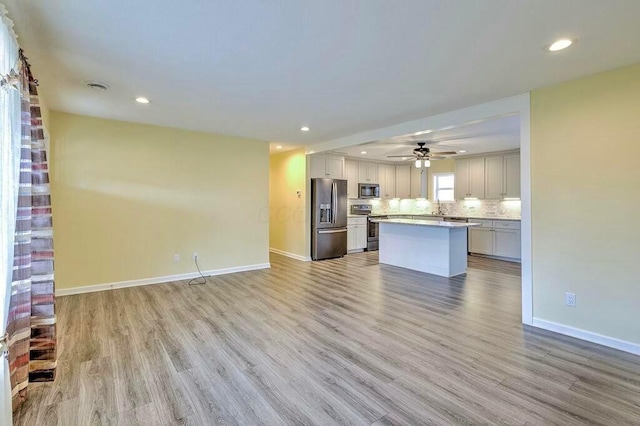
<box><xmin>311</xmin><ymin>178</ymin><xmax>348</xmax><ymax>260</ymax></box>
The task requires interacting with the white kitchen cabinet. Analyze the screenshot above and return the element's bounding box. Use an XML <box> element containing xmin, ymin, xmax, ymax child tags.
<box><xmin>469</xmin><ymin>228</ymin><xmax>494</xmax><ymax>255</ymax></box>
<box><xmin>410</xmin><ymin>166</ymin><xmax>427</xmax><ymax>198</ymax></box>
<box><xmin>483</xmin><ymin>154</ymin><xmax>520</xmax><ymax>199</ymax></box>
<box><xmin>378</xmin><ymin>164</ymin><xmax>396</xmax><ymax>199</ymax></box>
<box><xmin>345</xmin><ymin>159</ymin><xmax>359</xmax><ymax>198</ymax></box>
<box><xmin>484</xmin><ymin>156</ymin><xmax>504</xmax><ymax>199</ymax></box>
<box><xmin>395</xmin><ymin>165</ymin><xmax>411</xmax><ymax>199</ymax></box>
<box><xmin>309</xmin><ymin>154</ymin><xmax>345</xmax><ymax>179</ymax></box>
<box><xmin>504</xmin><ymin>154</ymin><xmax>521</xmax><ymax>198</ymax></box>
<box><xmin>347</xmin><ymin>217</ymin><xmax>368</xmax><ymax>252</ymax></box>
<box><xmin>358</xmin><ymin>162</ymin><xmax>378</xmax><ymax>184</ymax></box>
<box><xmin>494</xmin><ymin>229</ymin><xmax>521</xmax><ymax>258</ymax></box>
<box><xmin>469</xmin><ymin>220</ymin><xmax>521</xmax><ymax>260</ymax></box>
<box><xmin>455</xmin><ymin>158</ymin><xmax>484</xmax><ymax>199</ymax></box>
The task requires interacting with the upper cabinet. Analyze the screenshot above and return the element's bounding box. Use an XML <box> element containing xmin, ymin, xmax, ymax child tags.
<box><xmin>484</xmin><ymin>156</ymin><xmax>504</xmax><ymax>199</ymax></box>
<box><xmin>309</xmin><ymin>154</ymin><xmax>345</xmax><ymax>179</ymax></box>
<box><xmin>410</xmin><ymin>166</ymin><xmax>428</xmax><ymax>198</ymax></box>
<box><xmin>378</xmin><ymin>164</ymin><xmax>396</xmax><ymax>199</ymax></box>
<box><xmin>455</xmin><ymin>152</ymin><xmax>520</xmax><ymax>200</ymax></box>
<box><xmin>395</xmin><ymin>165</ymin><xmax>411</xmax><ymax>199</ymax></box>
<box><xmin>503</xmin><ymin>154</ymin><xmax>521</xmax><ymax>198</ymax></box>
<box><xmin>455</xmin><ymin>157</ymin><xmax>485</xmax><ymax>199</ymax></box>
<box><xmin>358</xmin><ymin>162</ymin><xmax>379</xmax><ymax>184</ymax></box>
<box><xmin>345</xmin><ymin>159</ymin><xmax>359</xmax><ymax>198</ymax></box>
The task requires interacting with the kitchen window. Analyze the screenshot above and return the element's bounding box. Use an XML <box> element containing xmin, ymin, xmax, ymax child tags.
<box><xmin>434</xmin><ymin>173</ymin><xmax>454</xmax><ymax>201</ymax></box>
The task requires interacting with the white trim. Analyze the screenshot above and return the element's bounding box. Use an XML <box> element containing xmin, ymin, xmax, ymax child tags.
<box><xmin>532</xmin><ymin>318</ymin><xmax>640</xmax><ymax>356</ymax></box>
<box><xmin>519</xmin><ymin>95</ymin><xmax>533</xmax><ymax>325</ymax></box>
<box><xmin>55</xmin><ymin>263</ymin><xmax>271</xmax><ymax>296</ymax></box>
<box><xmin>269</xmin><ymin>247</ymin><xmax>311</xmax><ymax>262</ymax></box>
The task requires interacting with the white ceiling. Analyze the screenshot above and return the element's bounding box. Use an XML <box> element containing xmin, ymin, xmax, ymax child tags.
<box><xmin>5</xmin><ymin>1</ymin><xmax>640</xmax><ymax>145</ymax></box>
<box><xmin>333</xmin><ymin>114</ymin><xmax>520</xmax><ymax>162</ymax></box>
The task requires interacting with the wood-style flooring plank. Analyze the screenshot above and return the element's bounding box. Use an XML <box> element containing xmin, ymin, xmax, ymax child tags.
<box><xmin>12</xmin><ymin>252</ymin><xmax>640</xmax><ymax>425</ymax></box>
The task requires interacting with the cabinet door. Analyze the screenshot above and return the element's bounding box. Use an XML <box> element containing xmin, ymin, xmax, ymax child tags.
<box><xmin>469</xmin><ymin>228</ymin><xmax>494</xmax><ymax>255</ymax></box>
<box><xmin>356</xmin><ymin>225</ymin><xmax>368</xmax><ymax>249</ymax></box>
<box><xmin>325</xmin><ymin>155</ymin><xmax>345</xmax><ymax>179</ymax></box>
<box><xmin>484</xmin><ymin>156</ymin><xmax>504</xmax><ymax>199</ymax></box>
<box><xmin>395</xmin><ymin>165</ymin><xmax>411</xmax><ymax>199</ymax></box>
<box><xmin>504</xmin><ymin>154</ymin><xmax>521</xmax><ymax>198</ymax></box>
<box><xmin>347</xmin><ymin>226</ymin><xmax>356</xmax><ymax>251</ymax></box>
<box><xmin>411</xmin><ymin>166</ymin><xmax>426</xmax><ymax>198</ymax></box>
<box><xmin>494</xmin><ymin>229</ymin><xmax>521</xmax><ymax>259</ymax></box>
<box><xmin>468</xmin><ymin>157</ymin><xmax>485</xmax><ymax>199</ymax></box>
<box><xmin>378</xmin><ymin>164</ymin><xmax>395</xmax><ymax>199</ymax></box>
<box><xmin>309</xmin><ymin>154</ymin><xmax>326</xmax><ymax>179</ymax></box>
<box><xmin>454</xmin><ymin>159</ymin><xmax>470</xmax><ymax>199</ymax></box>
<box><xmin>384</xmin><ymin>165</ymin><xmax>396</xmax><ymax>198</ymax></box>
<box><xmin>346</xmin><ymin>159</ymin><xmax>359</xmax><ymax>198</ymax></box>
<box><xmin>358</xmin><ymin>162</ymin><xmax>378</xmax><ymax>183</ymax></box>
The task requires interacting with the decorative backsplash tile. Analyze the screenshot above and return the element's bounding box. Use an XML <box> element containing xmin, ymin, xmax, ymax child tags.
<box><xmin>348</xmin><ymin>198</ymin><xmax>521</xmax><ymax>219</ymax></box>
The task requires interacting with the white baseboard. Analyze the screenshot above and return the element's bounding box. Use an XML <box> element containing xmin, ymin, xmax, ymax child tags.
<box><xmin>269</xmin><ymin>247</ymin><xmax>311</xmax><ymax>262</ymax></box>
<box><xmin>56</xmin><ymin>263</ymin><xmax>271</xmax><ymax>297</ymax></box>
<box><xmin>532</xmin><ymin>318</ymin><xmax>640</xmax><ymax>356</ymax></box>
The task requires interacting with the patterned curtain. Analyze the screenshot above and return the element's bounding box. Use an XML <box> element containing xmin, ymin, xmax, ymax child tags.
<box><xmin>7</xmin><ymin>50</ymin><xmax>57</xmax><ymax>411</ymax></box>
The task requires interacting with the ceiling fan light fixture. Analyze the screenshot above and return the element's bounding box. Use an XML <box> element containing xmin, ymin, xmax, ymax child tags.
<box><xmin>424</xmin><ymin>159</ymin><xmax>431</xmax><ymax>168</ymax></box>
<box><xmin>415</xmin><ymin>159</ymin><xmax>422</xmax><ymax>168</ymax></box>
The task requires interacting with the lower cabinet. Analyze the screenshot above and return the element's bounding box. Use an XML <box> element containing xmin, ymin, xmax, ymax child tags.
<box><xmin>347</xmin><ymin>217</ymin><xmax>368</xmax><ymax>252</ymax></box>
<box><xmin>469</xmin><ymin>219</ymin><xmax>521</xmax><ymax>260</ymax></box>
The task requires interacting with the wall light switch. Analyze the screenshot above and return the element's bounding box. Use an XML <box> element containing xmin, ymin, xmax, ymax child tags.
<box><xmin>173</xmin><ymin>254</ymin><xmax>180</xmax><ymax>263</ymax></box>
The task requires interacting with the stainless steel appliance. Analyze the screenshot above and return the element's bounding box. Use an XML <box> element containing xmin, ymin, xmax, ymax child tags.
<box><xmin>358</xmin><ymin>183</ymin><xmax>380</xmax><ymax>199</ymax></box>
<box><xmin>311</xmin><ymin>178</ymin><xmax>348</xmax><ymax>260</ymax></box>
<box><xmin>366</xmin><ymin>215</ymin><xmax>387</xmax><ymax>251</ymax></box>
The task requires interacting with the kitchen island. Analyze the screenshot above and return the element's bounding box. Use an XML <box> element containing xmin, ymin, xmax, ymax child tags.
<box><xmin>371</xmin><ymin>218</ymin><xmax>480</xmax><ymax>277</ymax></box>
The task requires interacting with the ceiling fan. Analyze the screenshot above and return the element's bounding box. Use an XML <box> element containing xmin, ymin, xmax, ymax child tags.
<box><xmin>387</xmin><ymin>142</ymin><xmax>457</xmax><ymax>162</ymax></box>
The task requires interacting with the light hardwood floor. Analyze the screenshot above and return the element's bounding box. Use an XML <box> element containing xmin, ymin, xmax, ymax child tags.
<box><xmin>13</xmin><ymin>252</ymin><xmax>640</xmax><ymax>425</ymax></box>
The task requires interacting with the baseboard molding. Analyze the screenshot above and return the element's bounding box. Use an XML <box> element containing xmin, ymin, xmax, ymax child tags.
<box><xmin>56</xmin><ymin>263</ymin><xmax>271</xmax><ymax>297</ymax></box>
<box><xmin>532</xmin><ymin>318</ymin><xmax>640</xmax><ymax>356</ymax></box>
<box><xmin>269</xmin><ymin>247</ymin><xmax>311</xmax><ymax>262</ymax></box>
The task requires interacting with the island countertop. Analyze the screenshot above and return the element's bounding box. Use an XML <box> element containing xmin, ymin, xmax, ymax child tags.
<box><xmin>371</xmin><ymin>218</ymin><xmax>481</xmax><ymax>228</ymax></box>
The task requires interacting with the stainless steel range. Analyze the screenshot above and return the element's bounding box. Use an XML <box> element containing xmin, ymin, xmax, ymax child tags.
<box><xmin>350</xmin><ymin>204</ymin><xmax>386</xmax><ymax>251</ymax></box>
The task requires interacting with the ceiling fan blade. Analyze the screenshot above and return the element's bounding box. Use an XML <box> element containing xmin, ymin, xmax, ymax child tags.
<box><xmin>387</xmin><ymin>155</ymin><xmax>413</xmax><ymax>158</ymax></box>
<box><xmin>429</xmin><ymin>151</ymin><xmax>457</xmax><ymax>155</ymax></box>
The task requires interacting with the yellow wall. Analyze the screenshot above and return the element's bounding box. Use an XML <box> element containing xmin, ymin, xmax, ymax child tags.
<box><xmin>49</xmin><ymin>112</ymin><xmax>270</xmax><ymax>289</ymax></box>
<box><xmin>269</xmin><ymin>148</ymin><xmax>308</xmax><ymax>258</ymax></box>
<box><xmin>531</xmin><ymin>63</ymin><xmax>640</xmax><ymax>344</ymax></box>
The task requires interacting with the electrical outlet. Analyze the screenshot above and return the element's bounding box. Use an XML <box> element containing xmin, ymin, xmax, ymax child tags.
<box><xmin>192</xmin><ymin>252</ymin><xmax>198</xmax><ymax>261</ymax></box>
<box><xmin>173</xmin><ymin>254</ymin><xmax>180</xmax><ymax>263</ymax></box>
<box><xmin>565</xmin><ymin>292</ymin><xmax>576</xmax><ymax>307</ymax></box>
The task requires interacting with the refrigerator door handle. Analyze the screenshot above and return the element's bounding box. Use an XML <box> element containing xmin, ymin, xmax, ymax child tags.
<box><xmin>318</xmin><ymin>228</ymin><xmax>347</xmax><ymax>234</ymax></box>
<box><xmin>332</xmin><ymin>182</ymin><xmax>337</xmax><ymax>224</ymax></box>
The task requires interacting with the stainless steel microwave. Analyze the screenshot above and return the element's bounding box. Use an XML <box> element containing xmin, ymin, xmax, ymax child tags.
<box><xmin>358</xmin><ymin>183</ymin><xmax>380</xmax><ymax>199</ymax></box>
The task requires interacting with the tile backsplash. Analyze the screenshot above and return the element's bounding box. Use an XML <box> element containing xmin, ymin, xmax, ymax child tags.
<box><xmin>348</xmin><ymin>198</ymin><xmax>521</xmax><ymax>218</ymax></box>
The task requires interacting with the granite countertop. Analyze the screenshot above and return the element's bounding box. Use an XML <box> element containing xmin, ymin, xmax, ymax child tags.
<box><xmin>370</xmin><ymin>213</ymin><xmax>521</xmax><ymax>221</ymax></box>
<box><xmin>371</xmin><ymin>218</ymin><xmax>482</xmax><ymax>228</ymax></box>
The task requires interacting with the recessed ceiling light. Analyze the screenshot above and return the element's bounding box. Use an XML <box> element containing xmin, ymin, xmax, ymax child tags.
<box><xmin>276</xmin><ymin>145</ymin><xmax>283</xmax><ymax>149</ymax></box>
<box><xmin>135</xmin><ymin>97</ymin><xmax>150</xmax><ymax>104</ymax></box>
<box><xmin>548</xmin><ymin>38</ymin><xmax>573</xmax><ymax>52</ymax></box>
<box><xmin>360</xmin><ymin>151</ymin><xmax>367</xmax><ymax>154</ymax></box>
<box><xmin>300</xmin><ymin>126</ymin><xmax>310</xmax><ymax>132</ymax></box>
<box><xmin>459</xmin><ymin>150</ymin><xmax>467</xmax><ymax>153</ymax></box>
